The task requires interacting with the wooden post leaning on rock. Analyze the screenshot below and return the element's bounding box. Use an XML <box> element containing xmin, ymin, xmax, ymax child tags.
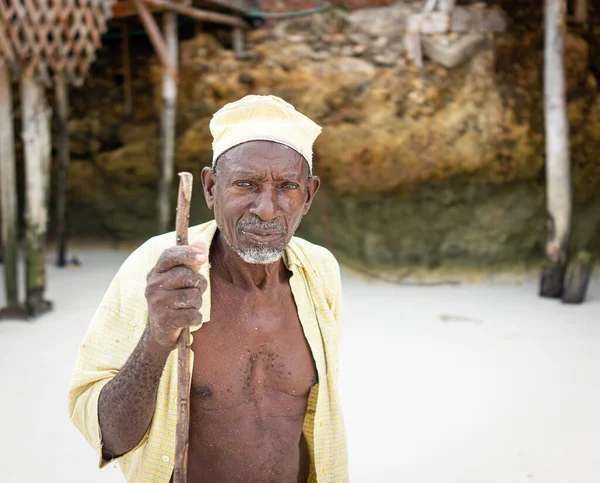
<box><xmin>55</xmin><ymin>73</ymin><xmax>71</xmax><ymax>267</ymax></box>
<box><xmin>540</xmin><ymin>0</ymin><xmax>572</xmax><ymax>299</ymax></box>
<box><xmin>20</xmin><ymin>74</ymin><xmax>53</xmax><ymax>317</ymax></box>
<box><xmin>157</xmin><ymin>11</ymin><xmax>179</xmax><ymax>235</ymax></box>
<box><xmin>0</xmin><ymin>60</ymin><xmax>27</xmax><ymax>319</ymax></box>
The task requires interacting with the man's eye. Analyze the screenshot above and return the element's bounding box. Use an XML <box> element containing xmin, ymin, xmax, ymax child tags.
<box><xmin>281</xmin><ymin>183</ymin><xmax>298</xmax><ymax>189</ymax></box>
<box><xmin>235</xmin><ymin>181</ymin><xmax>252</xmax><ymax>187</ymax></box>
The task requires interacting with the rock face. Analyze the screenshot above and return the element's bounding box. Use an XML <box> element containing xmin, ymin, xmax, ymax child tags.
<box><xmin>56</xmin><ymin>2</ymin><xmax>600</xmax><ymax>272</ymax></box>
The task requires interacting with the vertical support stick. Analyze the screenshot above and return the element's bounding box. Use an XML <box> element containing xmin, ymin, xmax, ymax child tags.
<box><xmin>55</xmin><ymin>73</ymin><xmax>70</xmax><ymax>267</ymax></box>
<box><xmin>0</xmin><ymin>61</ymin><xmax>20</xmax><ymax>310</ymax></box>
<box><xmin>574</xmin><ymin>0</ymin><xmax>588</xmax><ymax>24</ymax></box>
<box><xmin>158</xmin><ymin>11</ymin><xmax>178</xmax><ymax>234</ymax></box>
<box><xmin>233</xmin><ymin>22</ymin><xmax>245</xmax><ymax>59</ymax></box>
<box><xmin>540</xmin><ymin>0</ymin><xmax>572</xmax><ymax>298</ymax></box>
<box><xmin>122</xmin><ymin>21</ymin><xmax>133</xmax><ymax>118</ymax></box>
<box><xmin>20</xmin><ymin>74</ymin><xmax>53</xmax><ymax>316</ymax></box>
<box><xmin>173</xmin><ymin>172</ymin><xmax>193</xmax><ymax>483</ymax></box>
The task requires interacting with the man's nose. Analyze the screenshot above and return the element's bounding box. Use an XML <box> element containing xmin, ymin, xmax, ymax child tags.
<box><xmin>249</xmin><ymin>188</ymin><xmax>278</xmax><ymax>221</ymax></box>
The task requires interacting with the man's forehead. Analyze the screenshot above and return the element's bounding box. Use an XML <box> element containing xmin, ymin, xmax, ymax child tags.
<box><xmin>219</xmin><ymin>141</ymin><xmax>307</xmax><ymax>174</ymax></box>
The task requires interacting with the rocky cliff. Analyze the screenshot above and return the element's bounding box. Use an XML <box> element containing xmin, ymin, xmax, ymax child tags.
<box><xmin>61</xmin><ymin>2</ymin><xmax>600</xmax><ymax>273</ymax></box>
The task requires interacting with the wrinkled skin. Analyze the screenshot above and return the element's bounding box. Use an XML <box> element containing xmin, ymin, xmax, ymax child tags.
<box><xmin>98</xmin><ymin>140</ymin><xmax>321</xmax><ymax>483</ymax></box>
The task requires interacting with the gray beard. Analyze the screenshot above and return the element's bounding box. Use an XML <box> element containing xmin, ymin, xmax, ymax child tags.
<box><xmin>222</xmin><ymin>232</ymin><xmax>284</xmax><ymax>265</ymax></box>
<box><xmin>232</xmin><ymin>246</ymin><xmax>283</xmax><ymax>265</ymax></box>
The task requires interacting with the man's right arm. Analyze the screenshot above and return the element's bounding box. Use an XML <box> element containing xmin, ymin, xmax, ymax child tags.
<box><xmin>69</xmin><ymin>238</ymin><xmax>207</xmax><ymax>466</ymax></box>
<box><xmin>97</xmin><ymin>326</ymin><xmax>172</xmax><ymax>460</ymax></box>
<box><xmin>97</xmin><ymin>240</ymin><xmax>208</xmax><ymax>460</ymax></box>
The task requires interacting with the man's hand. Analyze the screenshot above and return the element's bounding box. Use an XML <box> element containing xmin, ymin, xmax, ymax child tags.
<box><xmin>145</xmin><ymin>239</ymin><xmax>208</xmax><ymax>350</ymax></box>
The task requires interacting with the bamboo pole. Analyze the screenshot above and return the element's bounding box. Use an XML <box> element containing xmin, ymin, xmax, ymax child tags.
<box><xmin>173</xmin><ymin>172</ymin><xmax>193</xmax><ymax>483</ymax></box>
<box><xmin>540</xmin><ymin>0</ymin><xmax>572</xmax><ymax>298</ymax></box>
<box><xmin>157</xmin><ymin>11</ymin><xmax>178</xmax><ymax>235</ymax></box>
<box><xmin>0</xmin><ymin>60</ymin><xmax>23</xmax><ymax>316</ymax></box>
<box><xmin>20</xmin><ymin>74</ymin><xmax>53</xmax><ymax>316</ymax></box>
<box><xmin>55</xmin><ymin>73</ymin><xmax>70</xmax><ymax>268</ymax></box>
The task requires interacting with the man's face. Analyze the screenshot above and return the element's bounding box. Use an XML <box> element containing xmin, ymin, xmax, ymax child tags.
<box><xmin>201</xmin><ymin>141</ymin><xmax>320</xmax><ymax>264</ymax></box>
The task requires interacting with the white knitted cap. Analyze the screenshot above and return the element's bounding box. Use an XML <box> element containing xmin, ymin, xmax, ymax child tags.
<box><xmin>209</xmin><ymin>95</ymin><xmax>322</xmax><ymax>172</ymax></box>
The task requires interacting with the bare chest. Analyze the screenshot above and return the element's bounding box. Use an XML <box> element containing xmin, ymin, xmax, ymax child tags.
<box><xmin>189</xmin><ymin>282</ymin><xmax>317</xmax><ymax>412</ymax></box>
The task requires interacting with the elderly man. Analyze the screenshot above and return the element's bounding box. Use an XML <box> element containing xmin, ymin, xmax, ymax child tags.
<box><xmin>68</xmin><ymin>95</ymin><xmax>347</xmax><ymax>483</ymax></box>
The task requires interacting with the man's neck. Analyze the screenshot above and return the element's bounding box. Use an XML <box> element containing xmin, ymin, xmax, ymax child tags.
<box><xmin>210</xmin><ymin>230</ymin><xmax>289</xmax><ymax>291</ymax></box>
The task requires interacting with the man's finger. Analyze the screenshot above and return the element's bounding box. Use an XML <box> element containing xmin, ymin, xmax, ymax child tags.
<box><xmin>159</xmin><ymin>267</ymin><xmax>207</xmax><ymax>291</ymax></box>
<box><xmin>154</xmin><ymin>246</ymin><xmax>207</xmax><ymax>273</ymax></box>
<box><xmin>166</xmin><ymin>288</ymin><xmax>203</xmax><ymax>310</ymax></box>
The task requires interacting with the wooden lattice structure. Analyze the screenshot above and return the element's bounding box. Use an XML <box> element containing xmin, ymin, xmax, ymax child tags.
<box><xmin>0</xmin><ymin>0</ymin><xmax>113</xmax><ymax>319</ymax></box>
<box><xmin>0</xmin><ymin>0</ymin><xmax>254</xmax><ymax>321</ymax></box>
<box><xmin>0</xmin><ymin>0</ymin><xmax>113</xmax><ymax>85</ymax></box>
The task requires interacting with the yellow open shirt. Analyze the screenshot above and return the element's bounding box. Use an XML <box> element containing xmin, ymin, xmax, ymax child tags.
<box><xmin>68</xmin><ymin>220</ymin><xmax>348</xmax><ymax>482</ymax></box>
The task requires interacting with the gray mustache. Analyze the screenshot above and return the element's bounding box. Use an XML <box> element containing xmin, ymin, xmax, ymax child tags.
<box><xmin>238</xmin><ymin>217</ymin><xmax>285</xmax><ymax>233</ymax></box>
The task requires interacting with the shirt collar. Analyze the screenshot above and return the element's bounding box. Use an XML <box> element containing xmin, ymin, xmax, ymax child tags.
<box><xmin>191</xmin><ymin>220</ymin><xmax>305</xmax><ymax>329</ymax></box>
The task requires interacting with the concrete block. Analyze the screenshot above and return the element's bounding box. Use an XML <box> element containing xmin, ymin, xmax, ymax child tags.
<box><xmin>421</xmin><ymin>33</ymin><xmax>486</xmax><ymax>69</ymax></box>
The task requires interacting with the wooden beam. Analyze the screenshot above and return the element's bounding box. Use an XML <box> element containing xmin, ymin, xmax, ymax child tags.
<box><xmin>141</xmin><ymin>0</ymin><xmax>249</xmax><ymax>29</ymax></box>
<box><xmin>157</xmin><ymin>11</ymin><xmax>178</xmax><ymax>234</ymax></box>
<box><xmin>573</xmin><ymin>0</ymin><xmax>588</xmax><ymax>24</ymax></box>
<box><xmin>202</xmin><ymin>0</ymin><xmax>254</xmax><ymax>15</ymax></box>
<box><xmin>232</xmin><ymin>21</ymin><xmax>245</xmax><ymax>59</ymax></box>
<box><xmin>121</xmin><ymin>21</ymin><xmax>134</xmax><ymax>118</ymax></box>
<box><xmin>0</xmin><ymin>61</ymin><xmax>20</xmax><ymax>311</ymax></box>
<box><xmin>55</xmin><ymin>73</ymin><xmax>70</xmax><ymax>268</ymax></box>
<box><xmin>132</xmin><ymin>0</ymin><xmax>178</xmax><ymax>81</ymax></box>
<box><xmin>112</xmin><ymin>0</ymin><xmax>162</xmax><ymax>18</ymax></box>
<box><xmin>540</xmin><ymin>0</ymin><xmax>571</xmax><ymax>298</ymax></box>
<box><xmin>20</xmin><ymin>74</ymin><xmax>53</xmax><ymax>317</ymax></box>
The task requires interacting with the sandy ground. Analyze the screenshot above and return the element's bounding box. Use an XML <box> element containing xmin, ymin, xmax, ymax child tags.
<box><xmin>0</xmin><ymin>249</ymin><xmax>599</xmax><ymax>483</ymax></box>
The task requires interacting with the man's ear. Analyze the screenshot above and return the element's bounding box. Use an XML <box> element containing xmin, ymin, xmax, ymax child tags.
<box><xmin>303</xmin><ymin>175</ymin><xmax>321</xmax><ymax>215</ymax></box>
<box><xmin>201</xmin><ymin>167</ymin><xmax>217</xmax><ymax>210</ymax></box>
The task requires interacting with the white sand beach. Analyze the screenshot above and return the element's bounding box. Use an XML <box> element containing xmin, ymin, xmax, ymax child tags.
<box><xmin>0</xmin><ymin>249</ymin><xmax>599</xmax><ymax>483</ymax></box>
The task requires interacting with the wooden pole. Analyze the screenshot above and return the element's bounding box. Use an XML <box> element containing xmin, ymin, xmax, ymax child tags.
<box><xmin>158</xmin><ymin>11</ymin><xmax>178</xmax><ymax>235</ymax></box>
<box><xmin>173</xmin><ymin>172</ymin><xmax>193</xmax><ymax>483</ymax></box>
<box><xmin>121</xmin><ymin>21</ymin><xmax>133</xmax><ymax>119</ymax></box>
<box><xmin>540</xmin><ymin>0</ymin><xmax>572</xmax><ymax>298</ymax></box>
<box><xmin>132</xmin><ymin>0</ymin><xmax>178</xmax><ymax>82</ymax></box>
<box><xmin>0</xmin><ymin>60</ymin><xmax>24</xmax><ymax>317</ymax></box>
<box><xmin>232</xmin><ymin>22</ymin><xmax>245</xmax><ymax>60</ymax></box>
<box><xmin>141</xmin><ymin>0</ymin><xmax>248</xmax><ymax>29</ymax></box>
<box><xmin>20</xmin><ymin>74</ymin><xmax>53</xmax><ymax>317</ymax></box>
<box><xmin>574</xmin><ymin>0</ymin><xmax>588</xmax><ymax>24</ymax></box>
<box><xmin>55</xmin><ymin>73</ymin><xmax>70</xmax><ymax>268</ymax></box>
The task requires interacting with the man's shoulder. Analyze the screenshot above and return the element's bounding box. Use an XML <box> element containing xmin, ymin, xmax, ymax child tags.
<box><xmin>289</xmin><ymin>236</ymin><xmax>339</xmax><ymax>272</ymax></box>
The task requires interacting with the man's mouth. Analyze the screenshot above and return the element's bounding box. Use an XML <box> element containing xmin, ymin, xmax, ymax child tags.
<box><xmin>239</xmin><ymin>229</ymin><xmax>284</xmax><ymax>243</ymax></box>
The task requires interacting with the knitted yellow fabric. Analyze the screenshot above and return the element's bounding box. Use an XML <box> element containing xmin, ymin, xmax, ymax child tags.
<box><xmin>210</xmin><ymin>95</ymin><xmax>322</xmax><ymax>170</ymax></box>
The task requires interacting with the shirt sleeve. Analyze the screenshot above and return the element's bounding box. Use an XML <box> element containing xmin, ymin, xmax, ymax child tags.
<box><xmin>67</xmin><ymin>242</ymin><xmax>155</xmax><ymax>468</ymax></box>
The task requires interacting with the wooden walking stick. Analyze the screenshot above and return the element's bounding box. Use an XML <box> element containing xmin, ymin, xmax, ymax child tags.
<box><xmin>173</xmin><ymin>172</ymin><xmax>193</xmax><ymax>483</ymax></box>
